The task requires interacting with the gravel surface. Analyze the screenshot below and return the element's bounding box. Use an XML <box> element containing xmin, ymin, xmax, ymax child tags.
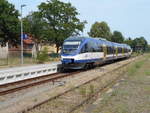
<box><xmin>0</xmin><ymin>57</ymin><xmax>138</xmax><ymax>113</ymax></box>
<box><xmin>77</xmin><ymin>55</ymin><xmax>150</xmax><ymax>113</ymax></box>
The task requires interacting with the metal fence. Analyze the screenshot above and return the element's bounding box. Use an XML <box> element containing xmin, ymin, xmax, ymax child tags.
<box><xmin>0</xmin><ymin>50</ymin><xmax>36</xmax><ymax>67</ymax></box>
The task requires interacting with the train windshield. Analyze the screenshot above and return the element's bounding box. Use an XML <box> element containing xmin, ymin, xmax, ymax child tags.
<box><xmin>62</xmin><ymin>41</ymin><xmax>81</xmax><ymax>54</ymax></box>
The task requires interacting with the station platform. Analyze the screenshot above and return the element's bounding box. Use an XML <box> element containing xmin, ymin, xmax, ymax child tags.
<box><xmin>0</xmin><ymin>61</ymin><xmax>62</xmax><ymax>85</ymax></box>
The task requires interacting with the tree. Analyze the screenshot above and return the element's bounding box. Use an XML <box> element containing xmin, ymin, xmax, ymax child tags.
<box><xmin>111</xmin><ymin>31</ymin><xmax>124</xmax><ymax>43</ymax></box>
<box><xmin>38</xmin><ymin>0</ymin><xmax>86</xmax><ymax>53</ymax></box>
<box><xmin>124</xmin><ymin>37</ymin><xmax>133</xmax><ymax>47</ymax></box>
<box><xmin>23</xmin><ymin>12</ymin><xmax>48</xmax><ymax>53</ymax></box>
<box><xmin>0</xmin><ymin>0</ymin><xmax>20</xmax><ymax>46</ymax></box>
<box><xmin>88</xmin><ymin>21</ymin><xmax>111</xmax><ymax>40</ymax></box>
<box><xmin>132</xmin><ymin>37</ymin><xmax>148</xmax><ymax>52</ymax></box>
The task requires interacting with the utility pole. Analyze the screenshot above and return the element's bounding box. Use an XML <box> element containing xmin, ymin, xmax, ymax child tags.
<box><xmin>20</xmin><ymin>4</ymin><xmax>26</xmax><ymax>65</ymax></box>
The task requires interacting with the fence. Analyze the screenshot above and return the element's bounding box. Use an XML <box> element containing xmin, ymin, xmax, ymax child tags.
<box><xmin>0</xmin><ymin>50</ymin><xmax>36</xmax><ymax>67</ymax></box>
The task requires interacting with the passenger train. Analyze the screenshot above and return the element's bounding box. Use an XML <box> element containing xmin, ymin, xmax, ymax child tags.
<box><xmin>61</xmin><ymin>37</ymin><xmax>132</xmax><ymax>69</ymax></box>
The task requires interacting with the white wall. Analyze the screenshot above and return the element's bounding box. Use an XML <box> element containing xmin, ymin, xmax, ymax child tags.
<box><xmin>0</xmin><ymin>43</ymin><xmax>8</xmax><ymax>59</ymax></box>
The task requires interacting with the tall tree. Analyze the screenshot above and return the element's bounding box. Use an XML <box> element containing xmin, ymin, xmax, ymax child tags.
<box><xmin>38</xmin><ymin>0</ymin><xmax>86</xmax><ymax>53</ymax></box>
<box><xmin>132</xmin><ymin>37</ymin><xmax>148</xmax><ymax>52</ymax></box>
<box><xmin>23</xmin><ymin>12</ymin><xmax>47</xmax><ymax>52</ymax></box>
<box><xmin>124</xmin><ymin>37</ymin><xmax>133</xmax><ymax>47</ymax></box>
<box><xmin>111</xmin><ymin>31</ymin><xmax>124</xmax><ymax>43</ymax></box>
<box><xmin>0</xmin><ymin>0</ymin><xmax>20</xmax><ymax>46</ymax></box>
<box><xmin>88</xmin><ymin>21</ymin><xmax>111</xmax><ymax>40</ymax></box>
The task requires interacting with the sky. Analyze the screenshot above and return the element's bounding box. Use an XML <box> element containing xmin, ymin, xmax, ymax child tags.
<box><xmin>8</xmin><ymin>0</ymin><xmax>150</xmax><ymax>43</ymax></box>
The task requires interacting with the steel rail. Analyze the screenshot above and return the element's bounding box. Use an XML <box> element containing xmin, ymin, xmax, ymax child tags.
<box><xmin>0</xmin><ymin>57</ymin><xmax>135</xmax><ymax>96</ymax></box>
<box><xmin>0</xmin><ymin>71</ymin><xmax>81</xmax><ymax>96</ymax></box>
<box><xmin>22</xmin><ymin>58</ymin><xmax>135</xmax><ymax>113</ymax></box>
<box><xmin>69</xmin><ymin>63</ymin><xmax>130</xmax><ymax>113</ymax></box>
<box><xmin>0</xmin><ymin>73</ymin><xmax>59</xmax><ymax>88</ymax></box>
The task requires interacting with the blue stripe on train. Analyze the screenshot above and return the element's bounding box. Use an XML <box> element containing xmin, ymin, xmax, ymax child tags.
<box><xmin>62</xmin><ymin>58</ymin><xmax>103</xmax><ymax>64</ymax></box>
<box><xmin>61</xmin><ymin>56</ymin><xmax>117</xmax><ymax>64</ymax></box>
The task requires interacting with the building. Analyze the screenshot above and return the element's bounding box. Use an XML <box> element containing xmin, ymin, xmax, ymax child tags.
<box><xmin>9</xmin><ymin>35</ymin><xmax>35</xmax><ymax>51</ymax></box>
<box><xmin>8</xmin><ymin>35</ymin><xmax>36</xmax><ymax>58</ymax></box>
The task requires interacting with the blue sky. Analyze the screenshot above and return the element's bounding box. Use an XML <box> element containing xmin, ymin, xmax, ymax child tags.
<box><xmin>8</xmin><ymin>0</ymin><xmax>150</xmax><ymax>43</ymax></box>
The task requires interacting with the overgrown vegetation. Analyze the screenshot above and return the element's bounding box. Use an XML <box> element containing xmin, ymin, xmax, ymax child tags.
<box><xmin>127</xmin><ymin>56</ymin><xmax>147</xmax><ymax>76</ymax></box>
<box><xmin>79</xmin><ymin>87</ymin><xmax>87</xmax><ymax>97</ymax></box>
<box><xmin>89</xmin><ymin>85</ymin><xmax>95</xmax><ymax>95</ymax></box>
<box><xmin>145</xmin><ymin>70</ymin><xmax>150</xmax><ymax>76</ymax></box>
<box><xmin>36</xmin><ymin>47</ymin><xmax>49</xmax><ymax>63</ymax></box>
<box><xmin>92</xmin><ymin>54</ymin><xmax>150</xmax><ymax>113</ymax></box>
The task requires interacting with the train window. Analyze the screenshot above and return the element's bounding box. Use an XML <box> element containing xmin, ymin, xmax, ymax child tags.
<box><xmin>107</xmin><ymin>47</ymin><xmax>110</xmax><ymax>54</ymax></box>
<box><xmin>118</xmin><ymin>48</ymin><xmax>120</xmax><ymax>53</ymax></box>
<box><xmin>81</xmin><ymin>41</ymin><xmax>104</xmax><ymax>53</ymax></box>
<box><xmin>125</xmin><ymin>48</ymin><xmax>128</xmax><ymax>53</ymax></box>
<box><xmin>81</xmin><ymin>44</ymin><xmax>88</xmax><ymax>53</ymax></box>
<box><xmin>98</xmin><ymin>46</ymin><xmax>103</xmax><ymax>52</ymax></box>
<box><xmin>112</xmin><ymin>47</ymin><xmax>114</xmax><ymax>54</ymax></box>
<box><xmin>87</xmin><ymin>41</ymin><xmax>97</xmax><ymax>52</ymax></box>
<box><xmin>118</xmin><ymin>47</ymin><xmax>122</xmax><ymax>53</ymax></box>
<box><xmin>62</xmin><ymin>41</ymin><xmax>81</xmax><ymax>54</ymax></box>
<box><xmin>107</xmin><ymin>47</ymin><xmax>109</xmax><ymax>54</ymax></box>
<box><xmin>80</xmin><ymin>47</ymin><xmax>85</xmax><ymax>53</ymax></box>
<box><xmin>107</xmin><ymin>46</ymin><xmax>113</xmax><ymax>54</ymax></box>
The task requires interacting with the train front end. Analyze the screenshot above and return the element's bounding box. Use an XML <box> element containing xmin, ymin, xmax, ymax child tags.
<box><xmin>61</xmin><ymin>37</ymin><xmax>85</xmax><ymax>69</ymax></box>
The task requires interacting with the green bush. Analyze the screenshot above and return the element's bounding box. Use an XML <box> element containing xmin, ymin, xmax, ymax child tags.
<box><xmin>36</xmin><ymin>47</ymin><xmax>49</xmax><ymax>63</ymax></box>
<box><xmin>49</xmin><ymin>52</ymin><xmax>60</xmax><ymax>58</ymax></box>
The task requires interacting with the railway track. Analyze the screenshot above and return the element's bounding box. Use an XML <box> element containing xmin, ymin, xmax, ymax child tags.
<box><xmin>0</xmin><ymin>56</ymin><xmax>139</xmax><ymax>113</ymax></box>
<box><xmin>25</xmin><ymin>57</ymin><xmax>138</xmax><ymax>113</ymax></box>
<box><xmin>69</xmin><ymin>63</ymin><xmax>129</xmax><ymax>113</ymax></box>
<box><xmin>0</xmin><ymin>71</ymin><xmax>81</xmax><ymax>96</ymax></box>
<box><xmin>0</xmin><ymin>57</ymin><xmax>135</xmax><ymax>96</ymax></box>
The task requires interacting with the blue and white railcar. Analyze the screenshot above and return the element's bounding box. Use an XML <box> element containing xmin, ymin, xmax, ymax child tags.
<box><xmin>61</xmin><ymin>36</ymin><xmax>132</xmax><ymax>69</ymax></box>
<box><xmin>61</xmin><ymin>37</ymin><xmax>103</xmax><ymax>69</ymax></box>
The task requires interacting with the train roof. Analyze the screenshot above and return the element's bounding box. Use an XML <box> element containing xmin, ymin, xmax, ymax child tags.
<box><xmin>64</xmin><ymin>36</ymin><xmax>131</xmax><ymax>49</ymax></box>
<box><xmin>64</xmin><ymin>36</ymin><xmax>88</xmax><ymax>41</ymax></box>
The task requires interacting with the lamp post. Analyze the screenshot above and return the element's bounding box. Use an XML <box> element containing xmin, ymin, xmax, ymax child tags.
<box><xmin>20</xmin><ymin>4</ymin><xmax>26</xmax><ymax>65</ymax></box>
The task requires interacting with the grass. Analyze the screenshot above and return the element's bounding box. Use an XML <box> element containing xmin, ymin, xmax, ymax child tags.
<box><xmin>91</xmin><ymin>54</ymin><xmax>150</xmax><ymax>113</ymax></box>
<box><xmin>79</xmin><ymin>87</ymin><xmax>87</xmax><ymax>97</ymax></box>
<box><xmin>89</xmin><ymin>84</ymin><xmax>95</xmax><ymax>95</ymax></box>
<box><xmin>0</xmin><ymin>59</ymin><xmax>8</xmax><ymax>66</ymax></box>
<box><xmin>144</xmin><ymin>70</ymin><xmax>150</xmax><ymax>76</ymax></box>
<box><xmin>127</xmin><ymin>56</ymin><xmax>147</xmax><ymax>76</ymax></box>
<box><xmin>27</xmin><ymin>54</ymin><xmax>150</xmax><ymax>113</ymax></box>
<box><xmin>0</xmin><ymin>56</ymin><xmax>60</xmax><ymax>68</ymax></box>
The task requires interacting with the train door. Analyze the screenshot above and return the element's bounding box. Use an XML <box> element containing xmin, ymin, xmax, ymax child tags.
<box><xmin>113</xmin><ymin>46</ymin><xmax>115</xmax><ymax>57</ymax></box>
<box><xmin>103</xmin><ymin>45</ymin><xmax>107</xmax><ymax>59</ymax></box>
<box><xmin>122</xmin><ymin>47</ymin><xmax>124</xmax><ymax>56</ymax></box>
<box><xmin>116</xmin><ymin>47</ymin><xmax>118</xmax><ymax>57</ymax></box>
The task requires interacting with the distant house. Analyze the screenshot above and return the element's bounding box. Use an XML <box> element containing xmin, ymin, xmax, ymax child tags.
<box><xmin>8</xmin><ymin>35</ymin><xmax>37</xmax><ymax>58</ymax></box>
<box><xmin>8</xmin><ymin>35</ymin><xmax>58</xmax><ymax>58</ymax></box>
<box><xmin>0</xmin><ymin>43</ymin><xmax>8</xmax><ymax>59</ymax></box>
<box><xmin>23</xmin><ymin>36</ymin><xmax>35</xmax><ymax>51</ymax></box>
<box><xmin>9</xmin><ymin>35</ymin><xmax>35</xmax><ymax>52</ymax></box>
